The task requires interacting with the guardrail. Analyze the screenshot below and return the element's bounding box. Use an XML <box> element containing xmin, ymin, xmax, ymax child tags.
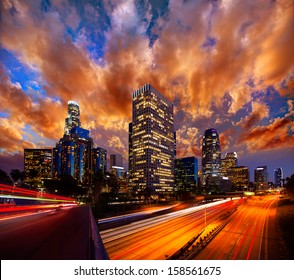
<box><xmin>167</xmin><ymin>208</ymin><xmax>237</xmax><ymax>260</ymax></box>
<box><xmin>89</xmin><ymin>207</ymin><xmax>109</xmax><ymax>260</ymax></box>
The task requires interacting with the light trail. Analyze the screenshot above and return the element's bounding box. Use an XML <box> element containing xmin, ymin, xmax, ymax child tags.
<box><xmin>101</xmin><ymin>198</ymin><xmax>237</xmax><ymax>243</ymax></box>
<box><xmin>0</xmin><ymin>183</ymin><xmax>76</xmax><ymax>203</ymax></box>
<box><xmin>98</xmin><ymin>205</ymin><xmax>178</xmax><ymax>224</ymax></box>
<box><xmin>246</xmin><ymin>223</ymin><xmax>259</xmax><ymax>260</ymax></box>
<box><xmin>193</xmin><ymin>195</ymin><xmax>280</xmax><ymax>260</ymax></box>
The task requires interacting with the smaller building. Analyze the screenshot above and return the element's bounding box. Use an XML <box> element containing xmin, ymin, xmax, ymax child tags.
<box><xmin>274</xmin><ymin>167</ymin><xmax>283</xmax><ymax>187</ymax></box>
<box><xmin>254</xmin><ymin>166</ymin><xmax>268</xmax><ymax>190</ymax></box>
<box><xmin>110</xmin><ymin>166</ymin><xmax>125</xmax><ymax>178</ymax></box>
<box><xmin>175</xmin><ymin>157</ymin><xmax>198</xmax><ymax>193</ymax></box>
<box><xmin>92</xmin><ymin>148</ymin><xmax>107</xmax><ymax>175</ymax></box>
<box><xmin>221</xmin><ymin>152</ymin><xmax>238</xmax><ymax>176</ymax></box>
<box><xmin>24</xmin><ymin>149</ymin><xmax>53</xmax><ymax>186</ymax></box>
<box><xmin>110</xmin><ymin>154</ymin><xmax>123</xmax><ymax>170</ymax></box>
<box><xmin>227</xmin><ymin>166</ymin><xmax>250</xmax><ymax>191</ymax></box>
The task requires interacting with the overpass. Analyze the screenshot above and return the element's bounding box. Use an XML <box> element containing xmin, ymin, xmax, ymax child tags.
<box><xmin>0</xmin><ymin>184</ymin><xmax>108</xmax><ymax>260</ymax></box>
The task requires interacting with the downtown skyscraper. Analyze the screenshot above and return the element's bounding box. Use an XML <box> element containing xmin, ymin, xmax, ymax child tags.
<box><xmin>202</xmin><ymin>128</ymin><xmax>221</xmax><ymax>191</ymax></box>
<box><xmin>64</xmin><ymin>100</ymin><xmax>81</xmax><ymax>135</ymax></box>
<box><xmin>274</xmin><ymin>167</ymin><xmax>283</xmax><ymax>187</ymax></box>
<box><xmin>129</xmin><ymin>84</ymin><xmax>175</xmax><ymax>199</ymax></box>
<box><xmin>53</xmin><ymin>101</ymin><xmax>93</xmax><ymax>186</ymax></box>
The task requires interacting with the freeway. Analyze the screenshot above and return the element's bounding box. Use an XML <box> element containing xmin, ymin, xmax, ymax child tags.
<box><xmin>0</xmin><ymin>205</ymin><xmax>105</xmax><ymax>260</ymax></box>
<box><xmin>194</xmin><ymin>195</ymin><xmax>282</xmax><ymax>260</ymax></box>
<box><xmin>101</xmin><ymin>198</ymin><xmax>242</xmax><ymax>259</ymax></box>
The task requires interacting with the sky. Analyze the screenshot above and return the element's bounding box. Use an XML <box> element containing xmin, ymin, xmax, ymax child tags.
<box><xmin>0</xmin><ymin>0</ymin><xmax>293</xmax><ymax>181</ymax></box>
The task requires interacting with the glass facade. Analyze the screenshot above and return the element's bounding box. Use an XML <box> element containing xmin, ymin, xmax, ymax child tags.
<box><xmin>254</xmin><ymin>166</ymin><xmax>268</xmax><ymax>190</ymax></box>
<box><xmin>64</xmin><ymin>100</ymin><xmax>81</xmax><ymax>135</ymax></box>
<box><xmin>92</xmin><ymin>147</ymin><xmax>107</xmax><ymax>174</ymax></box>
<box><xmin>53</xmin><ymin>101</ymin><xmax>93</xmax><ymax>186</ymax></box>
<box><xmin>202</xmin><ymin>128</ymin><xmax>221</xmax><ymax>189</ymax></box>
<box><xmin>274</xmin><ymin>167</ymin><xmax>283</xmax><ymax>187</ymax></box>
<box><xmin>70</xmin><ymin>126</ymin><xmax>90</xmax><ymax>139</ymax></box>
<box><xmin>61</xmin><ymin>139</ymin><xmax>75</xmax><ymax>177</ymax></box>
<box><xmin>221</xmin><ymin>152</ymin><xmax>238</xmax><ymax>176</ymax></box>
<box><xmin>175</xmin><ymin>157</ymin><xmax>198</xmax><ymax>193</ymax></box>
<box><xmin>129</xmin><ymin>122</ymin><xmax>133</xmax><ymax>176</ymax></box>
<box><xmin>129</xmin><ymin>83</ymin><xmax>175</xmax><ymax>198</ymax></box>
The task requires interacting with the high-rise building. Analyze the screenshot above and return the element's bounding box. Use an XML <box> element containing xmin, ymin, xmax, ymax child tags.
<box><xmin>202</xmin><ymin>128</ymin><xmax>221</xmax><ymax>191</ymax></box>
<box><xmin>221</xmin><ymin>152</ymin><xmax>238</xmax><ymax>176</ymax></box>
<box><xmin>254</xmin><ymin>166</ymin><xmax>268</xmax><ymax>190</ymax></box>
<box><xmin>227</xmin><ymin>166</ymin><xmax>249</xmax><ymax>191</ymax></box>
<box><xmin>129</xmin><ymin>83</ymin><xmax>175</xmax><ymax>198</ymax></box>
<box><xmin>53</xmin><ymin>101</ymin><xmax>93</xmax><ymax>186</ymax></box>
<box><xmin>64</xmin><ymin>100</ymin><xmax>81</xmax><ymax>135</ymax></box>
<box><xmin>274</xmin><ymin>167</ymin><xmax>283</xmax><ymax>187</ymax></box>
<box><xmin>175</xmin><ymin>157</ymin><xmax>198</xmax><ymax>193</ymax></box>
<box><xmin>52</xmin><ymin>144</ymin><xmax>62</xmax><ymax>179</ymax></box>
<box><xmin>128</xmin><ymin>122</ymin><xmax>133</xmax><ymax>176</ymax></box>
<box><xmin>24</xmin><ymin>149</ymin><xmax>52</xmax><ymax>184</ymax></box>
<box><xmin>93</xmin><ymin>148</ymin><xmax>107</xmax><ymax>174</ymax></box>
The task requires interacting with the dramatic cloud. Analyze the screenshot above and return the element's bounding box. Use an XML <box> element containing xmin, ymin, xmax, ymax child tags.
<box><xmin>0</xmin><ymin>0</ymin><xmax>293</xmax><ymax>176</ymax></box>
<box><xmin>237</xmin><ymin>117</ymin><xmax>294</xmax><ymax>152</ymax></box>
<box><xmin>176</xmin><ymin>126</ymin><xmax>202</xmax><ymax>158</ymax></box>
<box><xmin>236</xmin><ymin>100</ymin><xmax>270</xmax><ymax>129</ymax></box>
<box><xmin>107</xmin><ymin>136</ymin><xmax>126</xmax><ymax>158</ymax></box>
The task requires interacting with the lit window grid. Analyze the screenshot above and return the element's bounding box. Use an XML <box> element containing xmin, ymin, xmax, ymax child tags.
<box><xmin>131</xmin><ymin>86</ymin><xmax>175</xmax><ymax>193</ymax></box>
<box><xmin>24</xmin><ymin>149</ymin><xmax>53</xmax><ymax>180</ymax></box>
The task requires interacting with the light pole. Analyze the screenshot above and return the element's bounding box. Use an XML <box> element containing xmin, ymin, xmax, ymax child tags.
<box><xmin>204</xmin><ymin>206</ymin><xmax>206</xmax><ymax>228</ymax></box>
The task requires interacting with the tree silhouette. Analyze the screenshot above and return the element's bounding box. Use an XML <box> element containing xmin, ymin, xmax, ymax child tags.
<box><xmin>10</xmin><ymin>169</ymin><xmax>23</xmax><ymax>184</ymax></box>
<box><xmin>0</xmin><ymin>169</ymin><xmax>12</xmax><ymax>185</ymax></box>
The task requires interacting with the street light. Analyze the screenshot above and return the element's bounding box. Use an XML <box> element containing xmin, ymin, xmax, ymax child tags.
<box><xmin>204</xmin><ymin>206</ymin><xmax>206</xmax><ymax>228</ymax></box>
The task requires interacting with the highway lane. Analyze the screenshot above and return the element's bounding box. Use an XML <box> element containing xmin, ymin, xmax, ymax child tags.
<box><xmin>101</xmin><ymin>198</ymin><xmax>242</xmax><ymax>259</ymax></box>
<box><xmin>0</xmin><ymin>205</ymin><xmax>92</xmax><ymax>259</ymax></box>
<box><xmin>194</xmin><ymin>195</ymin><xmax>281</xmax><ymax>260</ymax></box>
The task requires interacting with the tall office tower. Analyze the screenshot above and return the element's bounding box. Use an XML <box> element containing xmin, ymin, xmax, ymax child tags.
<box><xmin>175</xmin><ymin>157</ymin><xmax>198</xmax><ymax>193</ymax></box>
<box><xmin>274</xmin><ymin>167</ymin><xmax>283</xmax><ymax>187</ymax></box>
<box><xmin>227</xmin><ymin>166</ymin><xmax>250</xmax><ymax>191</ymax></box>
<box><xmin>129</xmin><ymin>122</ymin><xmax>133</xmax><ymax>176</ymax></box>
<box><xmin>129</xmin><ymin>83</ymin><xmax>175</xmax><ymax>198</ymax></box>
<box><xmin>93</xmin><ymin>148</ymin><xmax>107</xmax><ymax>174</ymax></box>
<box><xmin>24</xmin><ymin>149</ymin><xmax>52</xmax><ymax>183</ymax></box>
<box><xmin>254</xmin><ymin>166</ymin><xmax>268</xmax><ymax>190</ymax></box>
<box><xmin>202</xmin><ymin>128</ymin><xmax>221</xmax><ymax>191</ymax></box>
<box><xmin>64</xmin><ymin>100</ymin><xmax>81</xmax><ymax>135</ymax></box>
<box><xmin>53</xmin><ymin>101</ymin><xmax>93</xmax><ymax>186</ymax></box>
<box><xmin>221</xmin><ymin>152</ymin><xmax>238</xmax><ymax>176</ymax></box>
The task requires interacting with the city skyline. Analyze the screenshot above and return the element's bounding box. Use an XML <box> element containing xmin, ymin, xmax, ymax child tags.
<box><xmin>0</xmin><ymin>0</ymin><xmax>293</xmax><ymax>181</ymax></box>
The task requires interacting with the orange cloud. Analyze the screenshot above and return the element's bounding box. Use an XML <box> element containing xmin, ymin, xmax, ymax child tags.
<box><xmin>0</xmin><ymin>0</ymin><xmax>293</xmax><ymax>169</ymax></box>
<box><xmin>237</xmin><ymin>117</ymin><xmax>294</xmax><ymax>151</ymax></box>
<box><xmin>0</xmin><ymin>118</ymin><xmax>36</xmax><ymax>153</ymax></box>
<box><xmin>176</xmin><ymin>125</ymin><xmax>202</xmax><ymax>158</ymax></box>
<box><xmin>236</xmin><ymin>100</ymin><xmax>270</xmax><ymax>129</ymax></box>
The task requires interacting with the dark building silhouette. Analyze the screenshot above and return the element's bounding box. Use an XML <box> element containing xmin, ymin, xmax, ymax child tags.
<box><xmin>175</xmin><ymin>156</ymin><xmax>198</xmax><ymax>193</ymax></box>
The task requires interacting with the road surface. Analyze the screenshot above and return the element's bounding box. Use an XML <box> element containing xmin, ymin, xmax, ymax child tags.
<box><xmin>0</xmin><ymin>205</ymin><xmax>93</xmax><ymax>259</ymax></box>
<box><xmin>101</xmin><ymin>199</ymin><xmax>241</xmax><ymax>259</ymax></box>
<box><xmin>195</xmin><ymin>195</ymin><xmax>282</xmax><ymax>260</ymax></box>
